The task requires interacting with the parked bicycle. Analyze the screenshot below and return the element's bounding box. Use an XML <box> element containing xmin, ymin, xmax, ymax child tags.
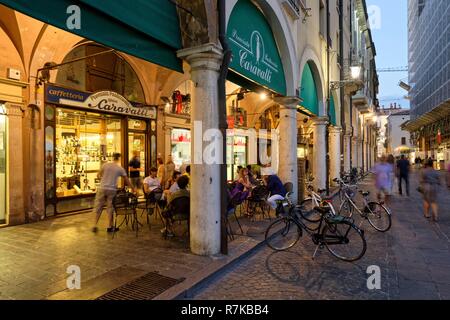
<box><xmin>300</xmin><ymin>177</ymin><xmax>337</xmax><ymax>223</ymax></box>
<box><xmin>334</xmin><ymin>177</ymin><xmax>392</xmax><ymax>232</ymax></box>
<box><xmin>265</xmin><ymin>197</ymin><xmax>367</xmax><ymax>262</ymax></box>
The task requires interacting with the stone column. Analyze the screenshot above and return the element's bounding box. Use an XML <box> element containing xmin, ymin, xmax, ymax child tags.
<box><xmin>351</xmin><ymin>137</ymin><xmax>359</xmax><ymax>170</ymax></box>
<box><xmin>177</xmin><ymin>43</ymin><xmax>223</xmax><ymax>256</ymax></box>
<box><xmin>329</xmin><ymin>126</ymin><xmax>342</xmax><ymax>185</ymax></box>
<box><xmin>343</xmin><ymin>126</ymin><xmax>352</xmax><ymax>172</ymax></box>
<box><xmin>274</xmin><ymin>97</ymin><xmax>300</xmax><ymax>203</ymax></box>
<box><xmin>312</xmin><ymin>117</ymin><xmax>328</xmax><ymax>190</ymax></box>
<box><xmin>5</xmin><ymin>103</ymin><xmax>25</xmax><ymax>225</ymax></box>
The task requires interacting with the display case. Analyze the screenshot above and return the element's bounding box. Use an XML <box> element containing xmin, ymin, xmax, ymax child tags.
<box><xmin>55</xmin><ymin>108</ymin><xmax>122</xmax><ymax>198</ymax></box>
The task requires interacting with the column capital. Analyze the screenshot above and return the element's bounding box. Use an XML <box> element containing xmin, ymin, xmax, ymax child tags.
<box><xmin>4</xmin><ymin>103</ymin><xmax>25</xmax><ymax>117</ymax></box>
<box><xmin>177</xmin><ymin>43</ymin><xmax>223</xmax><ymax>73</ymax></box>
<box><xmin>273</xmin><ymin>96</ymin><xmax>301</xmax><ymax>109</ymax></box>
<box><xmin>311</xmin><ymin>116</ymin><xmax>329</xmax><ymax>126</ymax></box>
<box><xmin>329</xmin><ymin>126</ymin><xmax>342</xmax><ymax>134</ymax></box>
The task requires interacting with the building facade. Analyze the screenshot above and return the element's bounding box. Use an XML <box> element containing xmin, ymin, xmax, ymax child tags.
<box><xmin>386</xmin><ymin>110</ymin><xmax>412</xmax><ymax>157</ymax></box>
<box><xmin>404</xmin><ymin>0</ymin><xmax>450</xmax><ymax>169</ymax></box>
<box><xmin>0</xmin><ymin>0</ymin><xmax>378</xmax><ymax>256</ymax></box>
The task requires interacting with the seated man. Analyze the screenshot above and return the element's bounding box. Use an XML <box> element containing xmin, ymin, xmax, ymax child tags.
<box><xmin>161</xmin><ymin>175</ymin><xmax>190</xmax><ymax>237</ymax></box>
<box><xmin>143</xmin><ymin>167</ymin><xmax>161</xmax><ymax>194</ymax></box>
<box><xmin>263</xmin><ymin>174</ymin><xmax>287</xmax><ymax>210</ymax></box>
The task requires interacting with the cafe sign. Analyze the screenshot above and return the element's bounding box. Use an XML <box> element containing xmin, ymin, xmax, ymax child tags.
<box><xmin>227</xmin><ymin>0</ymin><xmax>286</xmax><ymax>95</ymax></box>
<box><xmin>45</xmin><ymin>84</ymin><xmax>156</xmax><ymax>119</ymax></box>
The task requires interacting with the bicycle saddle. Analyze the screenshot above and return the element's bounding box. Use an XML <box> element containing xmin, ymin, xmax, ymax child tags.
<box><xmin>314</xmin><ymin>206</ymin><xmax>331</xmax><ymax>215</ymax></box>
<box><xmin>359</xmin><ymin>190</ymin><xmax>370</xmax><ymax>197</ymax></box>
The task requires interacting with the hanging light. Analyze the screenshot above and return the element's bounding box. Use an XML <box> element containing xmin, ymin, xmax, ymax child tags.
<box><xmin>350</xmin><ymin>65</ymin><xmax>361</xmax><ymax>79</ymax></box>
<box><xmin>259</xmin><ymin>92</ymin><xmax>268</xmax><ymax>100</ymax></box>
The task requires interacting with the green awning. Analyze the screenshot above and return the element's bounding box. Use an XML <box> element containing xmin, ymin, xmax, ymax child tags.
<box><xmin>227</xmin><ymin>0</ymin><xmax>287</xmax><ymax>95</ymax></box>
<box><xmin>0</xmin><ymin>0</ymin><xmax>183</xmax><ymax>72</ymax></box>
<box><xmin>329</xmin><ymin>95</ymin><xmax>337</xmax><ymax>126</ymax></box>
<box><xmin>300</xmin><ymin>63</ymin><xmax>319</xmax><ymax>115</ymax></box>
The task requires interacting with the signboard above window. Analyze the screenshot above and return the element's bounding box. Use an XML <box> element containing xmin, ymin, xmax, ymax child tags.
<box><xmin>227</xmin><ymin>0</ymin><xmax>287</xmax><ymax>95</ymax></box>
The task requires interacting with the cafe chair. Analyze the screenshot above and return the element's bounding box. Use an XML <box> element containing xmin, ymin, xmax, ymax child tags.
<box><xmin>112</xmin><ymin>191</ymin><xmax>138</xmax><ymax>238</ymax></box>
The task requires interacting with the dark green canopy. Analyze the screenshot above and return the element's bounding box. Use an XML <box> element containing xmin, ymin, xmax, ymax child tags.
<box><xmin>0</xmin><ymin>0</ymin><xmax>183</xmax><ymax>72</ymax></box>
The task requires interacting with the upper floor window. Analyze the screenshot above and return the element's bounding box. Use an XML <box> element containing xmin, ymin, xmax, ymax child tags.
<box><xmin>418</xmin><ymin>0</ymin><xmax>425</xmax><ymax>17</ymax></box>
<box><xmin>56</xmin><ymin>44</ymin><xmax>145</xmax><ymax>103</ymax></box>
<box><xmin>401</xmin><ymin>137</ymin><xmax>406</xmax><ymax>145</ymax></box>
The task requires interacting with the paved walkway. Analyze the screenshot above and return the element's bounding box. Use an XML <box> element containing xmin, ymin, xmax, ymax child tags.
<box><xmin>191</xmin><ymin>171</ymin><xmax>450</xmax><ymax>300</ymax></box>
<box><xmin>0</xmin><ymin>204</ymin><xmax>268</xmax><ymax>300</ymax></box>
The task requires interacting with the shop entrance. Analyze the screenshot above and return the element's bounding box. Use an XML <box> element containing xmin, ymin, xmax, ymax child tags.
<box><xmin>0</xmin><ymin>111</ymin><xmax>6</xmax><ymax>225</ymax></box>
<box><xmin>128</xmin><ymin>118</ymin><xmax>148</xmax><ymax>180</ymax></box>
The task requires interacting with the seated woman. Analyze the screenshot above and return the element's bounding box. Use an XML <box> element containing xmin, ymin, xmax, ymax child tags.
<box><xmin>163</xmin><ymin>171</ymin><xmax>182</xmax><ymax>200</ymax></box>
<box><xmin>161</xmin><ymin>175</ymin><xmax>190</xmax><ymax>237</ymax></box>
<box><xmin>263</xmin><ymin>174</ymin><xmax>287</xmax><ymax>210</ymax></box>
<box><xmin>237</xmin><ymin>167</ymin><xmax>253</xmax><ymax>193</ymax></box>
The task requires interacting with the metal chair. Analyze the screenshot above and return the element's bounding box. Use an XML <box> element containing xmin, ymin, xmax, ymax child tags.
<box><xmin>246</xmin><ymin>185</ymin><xmax>270</xmax><ymax>220</ymax></box>
<box><xmin>112</xmin><ymin>191</ymin><xmax>138</xmax><ymax>238</ymax></box>
<box><xmin>137</xmin><ymin>187</ymin><xmax>164</xmax><ymax>229</ymax></box>
<box><xmin>226</xmin><ymin>190</ymin><xmax>245</xmax><ymax>240</ymax></box>
<box><xmin>163</xmin><ymin>196</ymin><xmax>190</xmax><ymax>239</ymax></box>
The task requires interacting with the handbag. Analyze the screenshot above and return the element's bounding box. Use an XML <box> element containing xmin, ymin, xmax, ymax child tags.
<box><xmin>417</xmin><ymin>185</ymin><xmax>424</xmax><ymax>194</ymax></box>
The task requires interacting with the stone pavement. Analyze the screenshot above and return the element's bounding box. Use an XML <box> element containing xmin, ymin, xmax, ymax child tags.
<box><xmin>190</xmin><ymin>171</ymin><xmax>450</xmax><ymax>300</ymax></box>
<box><xmin>0</xmin><ymin>204</ymin><xmax>268</xmax><ymax>300</ymax></box>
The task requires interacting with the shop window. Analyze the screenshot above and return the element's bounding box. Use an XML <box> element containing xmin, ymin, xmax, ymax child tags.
<box><xmin>171</xmin><ymin>129</ymin><xmax>191</xmax><ymax>170</ymax></box>
<box><xmin>55</xmin><ymin>108</ymin><xmax>122</xmax><ymax>198</ymax></box>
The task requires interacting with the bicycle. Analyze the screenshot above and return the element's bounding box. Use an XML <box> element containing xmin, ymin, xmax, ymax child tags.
<box><xmin>265</xmin><ymin>199</ymin><xmax>367</xmax><ymax>262</ymax></box>
<box><xmin>334</xmin><ymin>178</ymin><xmax>392</xmax><ymax>232</ymax></box>
<box><xmin>299</xmin><ymin>177</ymin><xmax>338</xmax><ymax>223</ymax></box>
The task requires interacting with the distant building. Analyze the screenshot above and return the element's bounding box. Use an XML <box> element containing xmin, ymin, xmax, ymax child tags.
<box><xmin>376</xmin><ymin>103</ymin><xmax>404</xmax><ymax>157</ymax></box>
<box><xmin>404</xmin><ymin>0</ymin><xmax>450</xmax><ymax>169</ymax></box>
<box><xmin>386</xmin><ymin>110</ymin><xmax>411</xmax><ymax>158</ymax></box>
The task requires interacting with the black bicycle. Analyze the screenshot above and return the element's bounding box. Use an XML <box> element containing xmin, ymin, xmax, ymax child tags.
<box><xmin>265</xmin><ymin>201</ymin><xmax>367</xmax><ymax>262</ymax></box>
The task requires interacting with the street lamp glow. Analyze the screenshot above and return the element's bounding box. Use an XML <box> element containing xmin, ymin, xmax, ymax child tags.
<box><xmin>350</xmin><ymin>66</ymin><xmax>361</xmax><ymax>79</ymax></box>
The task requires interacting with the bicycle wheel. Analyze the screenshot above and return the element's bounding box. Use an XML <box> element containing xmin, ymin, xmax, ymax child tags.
<box><xmin>299</xmin><ymin>198</ymin><xmax>322</xmax><ymax>222</ymax></box>
<box><xmin>365</xmin><ymin>202</ymin><xmax>392</xmax><ymax>232</ymax></box>
<box><xmin>265</xmin><ymin>217</ymin><xmax>302</xmax><ymax>251</ymax></box>
<box><xmin>322</xmin><ymin>221</ymin><xmax>366</xmax><ymax>262</ymax></box>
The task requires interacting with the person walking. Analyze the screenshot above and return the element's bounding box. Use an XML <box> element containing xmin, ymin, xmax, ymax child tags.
<box><xmin>128</xmin><ymin>150</ymin><xmax>142</xmax><ymax>191</ymax></box>
<box><xmin>420</xmin><ymin>159</ymin><xmax>441</xmax><ymax>222</ymax></box>
<box><xmin>397</xmin><ymin>154</ymin><xmax>411</xmax><ymax>196</ymax></box>
<box><xmin>373</xmin><ymin>155</ymin><xmax>394</xmax><ymax>205</ymax></box>
<box><xmin>92</xmin><ymin>153</ymin><xmax>133</xmax><ymax>233</ymax></box>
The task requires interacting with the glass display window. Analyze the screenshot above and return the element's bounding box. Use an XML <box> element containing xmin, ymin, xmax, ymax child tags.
<box><xmin>171</xmin><ymin>128</ymin><xmax>191</xmax><ymax>169</ymax></box>
<box><xmin>55</xmin><ymin>108</ymin><xmax>122</xmax><ymax>198</ymax></box>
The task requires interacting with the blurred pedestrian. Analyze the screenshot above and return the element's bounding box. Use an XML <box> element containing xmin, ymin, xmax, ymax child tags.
<box><xmin>164</xmin><ymin>155</ymin><xmax>176</xmax><ymax>189</ymax></box>
<box><xmin>157</xmin><ymin>157</ymin><xmax>165</xmax><ymax>186</ymax></box>
<box><xmin>129</xmin><ymin>150</ymin><xmax>142</xmax><ymax>191</ymax></box>
<box><xmin>396</xmin><ymin>154</ymin><xmax>410</xmax><ymax>196</ymax></box>
<box><xmin>92</xmin><ymin>153</ymin><xmax>133</xmax><ymax>233</ymax></box>
<box><xmin>420</xmin><ymin>159</ymin><xmax>441</xmax><ymax>221</ymax></box>
<box><xmin>373</xmin><ymin>155</ymin><xmax>394</xmax><ymax>205</ymax></box>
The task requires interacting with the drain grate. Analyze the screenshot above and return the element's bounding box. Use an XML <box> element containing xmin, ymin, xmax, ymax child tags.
<box><xmin>95</xmin><ymin>272</ymin><xmax>184</xmax><ymax>300</ymax></box>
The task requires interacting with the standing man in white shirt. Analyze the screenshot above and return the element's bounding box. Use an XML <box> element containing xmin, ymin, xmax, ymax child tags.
<box><xmin>92</xmin><ymin>153</ymin><xmax>133</xmax><ymax>233</ymax></box>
